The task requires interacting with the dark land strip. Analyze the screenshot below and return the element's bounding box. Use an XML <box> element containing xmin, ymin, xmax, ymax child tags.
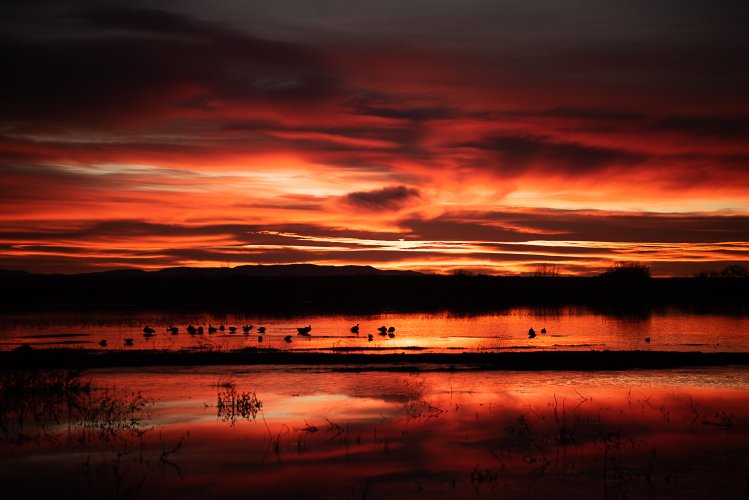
<box><xmin>2</xmin><ymin>348</ymin><xmax>749</xmax><ymax>371</ymax></box>
<box><xmin>0</xmin><ymin>270</ymin><xmax>748</xmax><ymax>313</ymax></box>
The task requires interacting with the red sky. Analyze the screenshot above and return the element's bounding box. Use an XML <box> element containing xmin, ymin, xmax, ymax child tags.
<box><xmin>1</xmin><ymin>1</ymin><xmax>748</xmax><ymax>275</ymax></box>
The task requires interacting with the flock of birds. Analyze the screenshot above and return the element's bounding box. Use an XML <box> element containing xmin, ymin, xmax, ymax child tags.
<box><xmin>113</xmin><ymin>322</ymin><xmax>400</xmax><ymax>347</ymax></box>
<box><xmin>527</xmin><ymin>327</ymin><xmax>547</xmax><ymax>339</ymax></box>
<box><xmin>104</xmin><ymin>324</ymin><xmax>649</xmax><ymax>348</ymax></box>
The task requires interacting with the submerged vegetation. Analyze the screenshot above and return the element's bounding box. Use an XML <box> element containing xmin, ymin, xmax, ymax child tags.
<box><xmin>215</xmin><ymin>378</ymin><xmax>263</xmax><ymax>425</ymax></box>
<box><xmin>0</xmin><ymin>369</ymin><xmax>152</xmax><ymax>445</ymax></box>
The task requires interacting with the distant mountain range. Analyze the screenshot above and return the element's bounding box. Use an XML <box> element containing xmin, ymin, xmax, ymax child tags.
<box><xmin>0</xmin><ymin>264</ymin><xmax>422</xmax><ymax>278</ymax></box>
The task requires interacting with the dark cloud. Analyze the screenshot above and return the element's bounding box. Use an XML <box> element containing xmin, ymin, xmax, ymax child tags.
<box><xmin>400</xmin><ymin>210</ymin><xmax>749</xmax><ymax>244</ymax></box>
<box><xmin>0</xmin><ymin>6</ymin><xmax>338</xmax><ymax>126</ymax></box>
<box><xmin>651</xmin><ymin>115</ymin><xmax>749</xmax><ymax>138</ymax></box>
<box><xmin>347</xmin><ymin>93</ymin><xmax>456</xmax><ymax>121</ymax></box>
<box><xmin>343</xmin><ymin>185</ymin><xmax>421</xmax><ymax>211</ymax></box>
<box><xmin>459</xmin><ymin>133</ymin><xmax>647</xmax><ymax>174</ymax></box>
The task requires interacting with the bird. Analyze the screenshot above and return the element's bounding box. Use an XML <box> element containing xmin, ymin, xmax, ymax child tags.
<box><xmin>219</xmin><ymin>324</ymin><xmax>225</xmax><ymax>331</ymax></box>
<box><xmin>197</xmin><ymin>326</ymin><xmax>204</xmax><ymax>335</ymax></box>
<box><xmin>143</xmin><ymin>326</ymin><xmax>155</xmax><ymax>335</ymax></box>
<box><xmin>243</xmin><ymin>325</ymin><xmax>253</xmax><ymax>334</ymax></box>
<box><xmin>528</xmin><ymin>327</ymin><xmax>536</xmax><ymax>339</ymax></box>
<box><xmin>297</xmin><ymin>325</ymin><xmax>312</xmax><ymax>335</ymax></box>
<box><xmin>388</xmin><ymin>332</ymin><xmax>395</xmax><ymax>339</ymax></box>
<box><xmin>98</xmin><ymin>339</ymin><xmax>107</xmax><ymax>347</ymax></box>
<box><xmin>387</xmin><ymin>326</ymin><xmax>395</xmax><ymax>333</ymax></box>
<box><xmin>258</xmin><ymin>335</ymin><xmax>263</xmax><ymax>343</ymax></box>
<box><xmin>645</xmin><ymin>337</ymin><xmax>651</xmax><ymax>343</ymax></box>
<box><xmin>367</xmin><ymin>334</ymin><xmax>374</xmax><ymax>342</ymax></box>
<box><xmin>124</xmin><ymin>338</ymin><xmax>134</xmax><ymax>346</ymax></box>
<box><xmin>208</xmin><ymin>325</ymin><xmax>218</xmax><ymax>334</ymax></box>
<box><xmin>377</xmin><ymin>325</ymin><xmax>387</xmax><ymax>334</ymax></box>
<box><xmin>228</xmin><ymin>326</ymin><xmax>237</xmax><ymax>334</ymax></box>
<box><xmin>187</xmin><ymin>324</ymin><xmax>197</xmax><ymax>335</ymax></box>
<box><xmin>258</xmin><ymin>327</ymin><xmax>266</xmax><ymax>334</ymax></box>
<box><xmin>350</xmin><ymin>324</ymin><xmax>360</xmax><ymax>334</ymax></box>
<box><xmin>283</xmin><ymin>335</ymin><xmax>292</xmax><ymax>343</ymax></box>
<box><xmin>167</xmin><ymin>326</ymin><xmax>179</xmax><ymax>335</ymax></box>
<box><xmin>540</xmin><ymin>328</ymin><xmax>547</xmax><ymax>334</ymax></box>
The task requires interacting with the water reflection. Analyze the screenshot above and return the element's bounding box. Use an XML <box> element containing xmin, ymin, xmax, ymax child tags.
<box><xmin>3</xmin><ymin>367</ymin><xmax>747</xmax><ymax>498</ymax></box>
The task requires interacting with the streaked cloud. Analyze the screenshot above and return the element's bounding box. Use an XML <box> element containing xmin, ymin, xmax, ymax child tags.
<box><xmin>0</xmin><ymin>1</ymin><xmax>747</xmax><ymax>275</ymax></box>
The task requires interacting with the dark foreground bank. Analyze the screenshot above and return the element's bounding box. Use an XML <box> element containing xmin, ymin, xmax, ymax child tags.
<box><xmin>1</xmin><ymin>266</ymin><xmax>748</xmax><ymax>312</ymax></box>
<box><xmin>3</xmin><ymin>348</ymin><xmax>749</xmax><ymax>371</ymax></box>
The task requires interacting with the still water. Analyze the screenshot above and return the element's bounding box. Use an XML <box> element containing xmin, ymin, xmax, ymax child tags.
<box><xmin>1</xmin><ymin>367</ymin><xmax>748</xmax><ymax>499</ymax></box>
<box><xmin>1</xmin><ymin>306</ymin><xmax>747</xmax><ymax>352</ymax></box>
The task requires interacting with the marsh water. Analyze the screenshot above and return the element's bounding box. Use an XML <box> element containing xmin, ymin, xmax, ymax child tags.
<box><xmin>1</xmin><ymin>306</ymin><xmax>748</xmax><ymax>352</ymax></box>
<box><xmin>2</xmin><ymin>306</ymin><xmax>749</xmax><ymax>498</ymax></box>
<box><xmin>2</xmin><ymin>366</ymin><xmax>748</xmax><ymax>499</ymax></box>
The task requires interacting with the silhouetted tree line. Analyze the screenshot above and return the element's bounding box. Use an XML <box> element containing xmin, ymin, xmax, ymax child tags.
<box><xmin>0</xmin><ymin>264</ymin><xmax>747</xmax><ymax>313</ymax></box>
<box><xmin>695</xmin><ymin>265</ymin><xmax>749</xmax><ymax>278</ymax></box>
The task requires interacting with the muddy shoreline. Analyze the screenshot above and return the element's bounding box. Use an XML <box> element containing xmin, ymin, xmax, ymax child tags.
<box><xmin>3</xmin><ymin>348</ymin><xmax>749</xmax><ymax>371</ymax></box>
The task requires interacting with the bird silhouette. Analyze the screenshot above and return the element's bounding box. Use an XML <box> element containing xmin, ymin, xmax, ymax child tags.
<box><xmin>219</xmin><ymin>324</ymin><xmax>225</xmax><ymax>331</ymax></box>
<box><xmin>645</xmin><ymin>337</ymin><xmax>651</xmax><ymax>343</ymax></box>
<box><xmin>297</xmin><ymin>325</ymin><xmax>312</xmax><ymax>335</ymax></box>
<box><xmin>208</xmin><ymin>325</ymin><xmax>218</xmax><ymax>334</ymax></box>
<box><xmin>377</xmin><ymin>326</ymin><xmax>387</xmax><ymax>334</ymax></box>
<box><xmin>124</xmin><ymin>338</ymin><xmax>134</xmax><ymax>346</ymax></box>
<box><xmin>98</xmin><ymin>339</ymin><xmax>107</xmax><ymax>347</ymax></box>
<box><xmin>167</xmin><ymin>326</ymin><xmax>179</xmax><ymax>335</ymax></box>
<box><xmin>258</xmin><ymin>335</ymin><xmax>263</xmax><ymax>343</ymax></box>
<box><xmin>228</xmin><ymin>326</ymin><xmax>237</xmax><ymax>334</ymax></box>
<box><xmin>388</xmin><ymin>332</ymin><xmax>395</xmax><ymax>339</ymax></box>
<box><xmin>350</xmin><ymin>324</ymin><xmax>360</xmax><ymax>334</ymax></box>
<box><xmin>540</xmin><ymin>328</ymin><xmax>547</xmax><ymax>334</ymax></box>
<box><xmin>283</xmin><ymin>335</ymin><xmax>292</xmax><ymax>343</ymax></box>
<box><xmin>143</xmin><ymin>326</ymin><xmax>155</xmax><ymax>334</ymax></box>
<box><xmin>197</xmin><ymin>326</ymin><xmax>204</xmax><ymax>335</ymax></box>
<box><xmin>243</xmin><ymin>325</ymin><xmax>253</xmax><ymax>334</ymax></box>
<box><xmin>528</xmin><ymin>327</ymin><xmax>536</xmax><ymax>339</ymax></box>
<box><xmin>258</xmin><ymin>326</ymin><xmax>266</xmax><ymax>334</ymax></box>
<box><xmin>187</xmin><ymin>324</ymin><xmax>197</xmax><ymax>335</ymax></box>
<box><xmin>387</xmin><ymin>326</ymin><xmax>395</xmax><ymax>333</ymax></box>
<box><xmin>367</xmin><ymin>334</ymin><xmax>374</xmax><ymax>342</ymax></box>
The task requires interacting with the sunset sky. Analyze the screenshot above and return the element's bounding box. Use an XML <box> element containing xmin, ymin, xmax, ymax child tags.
<box><xmin>1</xmin><ymin>1</ymin><xmax>748</xmax><ymax>275</ymax></box>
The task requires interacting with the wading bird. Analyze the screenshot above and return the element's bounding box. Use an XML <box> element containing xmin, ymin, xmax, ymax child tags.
<box><xmin>297</xmin><ymin>325</ymin><xmax>312</xmax><ymax>335</ymax></box>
